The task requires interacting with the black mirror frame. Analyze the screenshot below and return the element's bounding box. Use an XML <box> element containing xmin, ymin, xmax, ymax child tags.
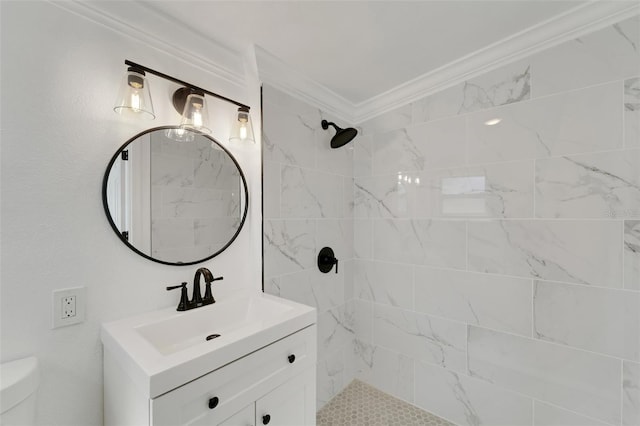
<box><xmin>102</xmin><ymin>126</ymin><xmax>249</xmax><ymax>266</ymax></box>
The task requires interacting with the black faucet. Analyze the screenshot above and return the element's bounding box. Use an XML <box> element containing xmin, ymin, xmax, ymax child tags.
<box><xmin>166</xmin><ymin>268</ymin><xmax>224</xmax><ymax>311</ymax></box>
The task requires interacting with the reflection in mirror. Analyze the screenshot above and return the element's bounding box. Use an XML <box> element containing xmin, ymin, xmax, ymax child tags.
<box><xmin>103</xmin><ymin>127</ymin><xmax>248</xmax><ymax>265</ymax></box>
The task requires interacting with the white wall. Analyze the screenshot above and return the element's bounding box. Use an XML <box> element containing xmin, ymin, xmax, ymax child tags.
<box><xmin>0</xmin><ymin>2</ymin><xmax>262</xmax><ymax>425</ymax></box>
<box><xmin>352</xmin><ymin>15</ymin><xmax>640</xmax><ymax>426</ymax></box>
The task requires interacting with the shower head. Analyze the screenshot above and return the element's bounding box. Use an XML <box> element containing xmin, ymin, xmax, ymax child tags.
<box><xmin>321</xmin><ymin>120</ymin><xmax>358</xmax><ymax>149</ymax></box>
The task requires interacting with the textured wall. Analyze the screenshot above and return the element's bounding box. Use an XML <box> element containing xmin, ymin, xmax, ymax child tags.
<box><xmin>0</xmin><ymin>3</ymin><xmax>262</xmax><ymax>425</ymax></box>
<box><xmin>262</xmin><ymin>84</ymin><xmax>356</xmax><ymax>409</ymax></box>
<box><xmin>352</xmin><ymin>15</ymin><xmax>640</xmax><ymax>426</ymax></box>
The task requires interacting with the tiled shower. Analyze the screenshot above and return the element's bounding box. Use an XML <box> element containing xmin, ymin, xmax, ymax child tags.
<box><xmin>263</xmin><ymin>14</ymin><xmax>639</xmax><ymax>426</ymax></box>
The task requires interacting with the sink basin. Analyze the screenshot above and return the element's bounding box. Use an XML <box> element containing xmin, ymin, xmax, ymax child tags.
<box><xmin>101</xmin><ymin>290</ymin><xmax>316</xmax><ymax>398</ymax></box>
<box><xmin>136</xmin><ymin>295</ymin><xmax>294</xmax><ymax>355</ymax></box>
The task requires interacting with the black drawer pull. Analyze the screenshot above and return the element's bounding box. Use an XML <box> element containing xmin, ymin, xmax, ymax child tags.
<box><xmin>263</xmin><ymin>414</ymin><xmax>271</xmax><ymax>424</ymax></box>
<box><xmin>288</xmin><ymin>354</ymin><xmax>296</xmax><ymax>364</ymax></box>
<box><xmin>208</xmin><ymin>396</ymin><xmax>219</xmax><ymax>409</ymax></box>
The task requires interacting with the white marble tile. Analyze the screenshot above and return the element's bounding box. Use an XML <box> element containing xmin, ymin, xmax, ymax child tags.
<box><xmin>468</xmin><ymin>326</ymin><xmax>622</xmax><ymax>424</ymax></box>
<box><xmin>374</xmin><ymin>219</ymin><xmax>467</xmax><ymax>269</ymax></box>
<box><xmin>281</xmin><ymin>165</ymin><xmax>343</xmax><ymax>218</ymax></box>
<box><xmin>533</xmin><ymin>280</ymin><xmax>640</xmax><ymax>361</ymax></box>
<box><xmin>534</xmin><ymin>401</ymin><xmax>609</xmax><ymax>426</ymax></box>
<box><xmin>372</xmin><ymin>116</ymin><xmax>466</xmax><ymax>175</ymax></box>
<box><xmin>318</xmin><ymin>303</ymin><xmax>354</xmax><ymax>360</ymax></box>
<box><xmin>150</xmin><ymin>153</ymin><xmax>194</xmax><ymax>187</ymax></box>
<box><xmin>411</xmin><ymin>60</ymin><xmax>531</xmax><ymax>124</ymax></box>
<box><xmin>353</xmin><ymin>133</ymin><xmax>373</xmax><ymax>178</ymax></box>
<box><xmin>262</xmin><ymin>100</ymin><xmax>319</xmax><ymax>169</ymax></box>
<box><xmin>353</xmin><ymin>341</ymin><xmax>415</xmax><ymax>404</ymax></box>
<box><xmin>194</xmin><ymin>217</ymin><xmax>238</xmax><ymax>247</ymax></box>
<box><xmin>192</xmin><ymin>148</ymin><xmax>239</xmax><ymax>190</ymax></box>
<box><xmin>626</xmin><ymin>77</ymin><xmax>640</xmax><ymax>149</ymax></box>
<box><xmin>414</xmin><ymin>267</ymin><xmax>532</xmax><ymax>337</ymax></box>
<box><xmin>353</xmin><ymin>259</ymin><xmax>413</xmax><ymax>309</ymax></box>
<box><xmin>354</xmin><ymin>174</ymin><xmax>417</xmax><ymax>219</ymax></box>
<box><xmin>263</xmin><ymin>219</ymin><xmax>315</xmax><ymax>277</ymax></box>
<box><xmin>151</xmin><ymin>217</ymin><xmax>193</xmax><ymax>249</ymax></box>
<box><xmin>623</xmin><ymin>361</ymin><xmax>640</xmax><ymax>426</ymax></box>
<box><xmin>316</xmin><ymin>219</ymin><xmax>353</xmax><ymax>261</ymax></box>
<box><xmin>625</xmin><ymin>220</ymin><xmax>640</xmax><ymax>290</ymax></box>
<box><xmin>416</xmin><ymin>161</ymin><xmax>534</xmax><ymax>218</ymax></box>
<box><xmin>160</xmin><ymin>187</ymin><xmax>235</xmax><ymax>219</ymax></box>
<box><xmin>536</xmin><ymin>149</ymin><xmax>640</xmax><ymax>219</ymax></box>
<box><xmin>276</xmin><ymin>268</ymin><xmax>344</xmax><ymax>314</ymax></box>
<box><xmin>359</xmin><ymin>104</ymin><xmax>412</xmax><ymax>135</ymax></box>
<box><xmin>373</xmin><ymin>304</ymin><xmax>467</xmax><ymax>373</ymax></box>
<box><xmin>353</xmin><ymin>219</ymin><xmax>373</xmax><ymax>259</ymax></box>
<box><xmin>467</xmin><ymin>82</ymin><xmax>623</xmax><ymax>163</ymax></box>
<box><xmin>351</xmin><ymin>299</ymin><xmax>373</xmax><ymax>344</ymax></box>
<box><xmin>262</xmin><ymin>160</ymin><xmax>280</xmax><ymax>219</ymax></box>
<box><xmin>343</xmin><ymin>176</ymin><xmax>354</xmax><ymax>218</ymax></box>
<box><xmin>343</xmin><ymin>259</ymin><xmax>354</xmax><ymax>302</ymax></box>
<box><xmin>530</xmin><ymin>16</ymin><xmax>640</xmax><ymax>98</ymax></box>
<box><xmin>415</xmin><ymin>361</ymin><xmax>534</xmax><ymax>426</ymax></box>
<box><xmin>317</xmin><ymin>349</ymin><xmax>345</xmax><ymax>409</ymax></box>
<box><xmin>468</xmin><ymin>220</ymin><xmax>623</xmax><ymax>288</ymax></box>
<box><xmin>372</xmin><ymin>128</ymin><xmax>427</xmax><ymax>175</ymax></box>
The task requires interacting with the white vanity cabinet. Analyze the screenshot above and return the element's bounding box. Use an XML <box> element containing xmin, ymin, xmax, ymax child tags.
<box><xmin>104</xmin><ymin>324</ymin><xmax>317</xmax><ymax>426</ymax></box>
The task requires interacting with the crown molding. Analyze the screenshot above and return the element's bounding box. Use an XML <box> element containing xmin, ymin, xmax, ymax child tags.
<box><xmin>254</xmin><ymin>46</ymin><xmax>357</xmax><ymax>123</ymax></box>
<box><xmin>51</xmin><ymin>1</ymin><xmax>246</xmax><ymax>90</ymax></box>
<box><xmin>353</xmin><ymin>0</ymin><xmax>640</xmax><ymax>122</ymax></box>
<box><xmin>254</xmin><ymin>1</ymin><xmax>639</xmax><ymax>124</ymax></box>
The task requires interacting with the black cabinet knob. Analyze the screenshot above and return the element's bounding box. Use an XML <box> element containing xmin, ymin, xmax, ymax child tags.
<box><xmin>288</xmin><ymin>354</ymin><xmax>296</xmax><ymax>364</ymax></box>
<box><xmin>262</xmin><ymin>414</ymin><xmax>271</xmax><ymax>424</ymax></box>
<box><xmin>208</xmin><ymin>396</ymin><xmax>219</xmax><ymax>409</ymax></box>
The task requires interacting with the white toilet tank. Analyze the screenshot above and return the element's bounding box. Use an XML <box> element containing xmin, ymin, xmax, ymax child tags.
<box><xmin>0</xmin><ymin>357</ymin><xmax>38</xmax><ymax>426</ymax></box>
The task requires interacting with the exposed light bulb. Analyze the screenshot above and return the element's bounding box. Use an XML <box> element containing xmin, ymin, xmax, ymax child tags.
<box><xmin>192</xmin><ymin>109</ymin><xmax>203</xmax><ymax>128</ymax></box>
<box><xmin>484</xmin><ymin>118</ymin><xmax>501</xmax><ymax>126</ymax></box>
<box><xmin>130</xmin><ymin>91</ymin><xmax>141</xmax><ymax>111</ymax></box>
<box><xmin>239</xmin><ymin>123</ymin><xmax>248</xmax><ymax>140</ymax></box>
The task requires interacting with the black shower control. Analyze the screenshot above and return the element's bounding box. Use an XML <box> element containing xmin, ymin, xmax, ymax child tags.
<box><xmin>262</xmin><ymin>414</ymin><xmax>271</xmax><ymax>425</ymax></box>
<box><xmin>288</xmin><ymin>354</ymin><xmax>296</xmax><ymax>364</ymax></box>
<box><xmin>318</xmin><ymin>247</ymin><xmax>339</xmax><ymax>274</ymax></box>
<box><xmin>208</xmin><ymin>396</ymin><xmax>219</xmax><ymax>409</ymax></box>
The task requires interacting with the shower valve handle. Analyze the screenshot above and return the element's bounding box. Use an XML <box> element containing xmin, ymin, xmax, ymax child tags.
<box><xmin>318</xmin><ymin>247</ymin><xmax>338</xmax><ymax>274</ymax></box>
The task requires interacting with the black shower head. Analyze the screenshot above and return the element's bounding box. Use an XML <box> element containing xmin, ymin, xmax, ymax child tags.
<box><xmin>321</xmin><ymin>120</ymin><xmax>358</xmax><ymax>148</ymax></box>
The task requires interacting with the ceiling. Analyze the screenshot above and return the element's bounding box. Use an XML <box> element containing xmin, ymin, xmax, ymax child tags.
<box><xmin>141</xmin><ymin>1</ymin><xmax>586</xmax><ymax>104</ymax></box>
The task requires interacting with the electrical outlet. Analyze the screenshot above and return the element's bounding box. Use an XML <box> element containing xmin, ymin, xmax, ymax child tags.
<box><xmin>62</xmin><ymin>295</ymin><xmax>76</xmax><ymax>318</ymax></box>
<box><xmin>53</xmin><ymin>287</ymin><xmax>85</xmax><ymax>328</ymax></box>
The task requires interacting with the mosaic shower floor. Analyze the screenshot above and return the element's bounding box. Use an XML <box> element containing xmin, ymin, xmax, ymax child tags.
<box><xmin>317</xmin><ymin>380</ymin><xmax>454</xmax><ymax>426</ymax></box>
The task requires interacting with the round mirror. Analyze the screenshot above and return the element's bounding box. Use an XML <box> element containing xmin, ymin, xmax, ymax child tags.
<box><xmin>102</xmin><ymin>127</ymin><xmax>248</xmax><ymax>265</ymax></box>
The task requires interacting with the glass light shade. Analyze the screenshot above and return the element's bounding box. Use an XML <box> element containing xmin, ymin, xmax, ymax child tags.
<box><xmin>179</xmin><ymin>93</ymin><xmax>211</xmax><ymax>134</ymax></box>
<box><xmin>229</xmin><ymin>107</ymin><xmax>255</xmax><ymax>143</ymax></box>
<box><xmin>113</xmin><ymin>69</ymin><xmax>155</xmax><ymax>119</ymax></box>
<box><xmin>165</xmin><ymin>127</ymin><xmax>195</xmax><ymax>142</ymax></box>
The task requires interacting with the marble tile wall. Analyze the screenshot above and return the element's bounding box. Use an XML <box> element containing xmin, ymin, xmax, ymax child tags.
<box><xmin>352</xmin><ymin>15</ymin><xmax>640</xmax><ymax>426</ymax></box>
<box><xmin>150</xmin><ymin>132</ymin><xmax>241</xmax><ymax>260</ymax></box>
<box><xmin>262</xmin><ymin>84</ymin><xmax>356</xmax><ymax>409</ymax></box>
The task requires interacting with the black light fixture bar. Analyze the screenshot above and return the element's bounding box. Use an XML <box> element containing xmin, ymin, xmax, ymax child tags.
<box><xmin>124</xmin><ymin>59</ymin><xmax>250</xmax><ymax>111</ymax></box>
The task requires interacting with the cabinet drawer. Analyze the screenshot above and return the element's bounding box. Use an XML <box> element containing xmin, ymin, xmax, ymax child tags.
<box><xmin>151</xmin><ymin>325</ymin><xmax>316</xmax><ymax>426</ymax></box>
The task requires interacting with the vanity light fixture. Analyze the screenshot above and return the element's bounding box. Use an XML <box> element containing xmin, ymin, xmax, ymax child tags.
<box><xmin>113</xmin><ymin>66</ymin><xmax>155</xmax><ymax>119</ymax></box>
<box><xmin>229</xmin><ymin>106</ymin><xmax>255</xmax><ymax>143</ymax></box>
<box><xmin>114</xmin><ymin>60</ymin><xmax>254</xmax><ymax>142</ymax></box>
<box><xmin>172</xmin><ymin>87</ymin><xmax>211</xmax><ymax>134</ymax></box>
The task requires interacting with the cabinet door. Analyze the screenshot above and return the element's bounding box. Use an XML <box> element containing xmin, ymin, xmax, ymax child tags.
<box><xmin>218</xmin><ymin>403</ymin><xmax>255</xmax><ymax>426</ymax></box>
<box><xmin>255</xmin><ymin>369</ymin><xmax>316</xmax><ymax>426</ymax></box>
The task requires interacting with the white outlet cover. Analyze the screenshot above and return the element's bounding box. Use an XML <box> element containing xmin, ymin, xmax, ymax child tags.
<box><xmin>52</xmin><ymin>286</ymin><xmax>86</xmax><ymax>328</ymax></box>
